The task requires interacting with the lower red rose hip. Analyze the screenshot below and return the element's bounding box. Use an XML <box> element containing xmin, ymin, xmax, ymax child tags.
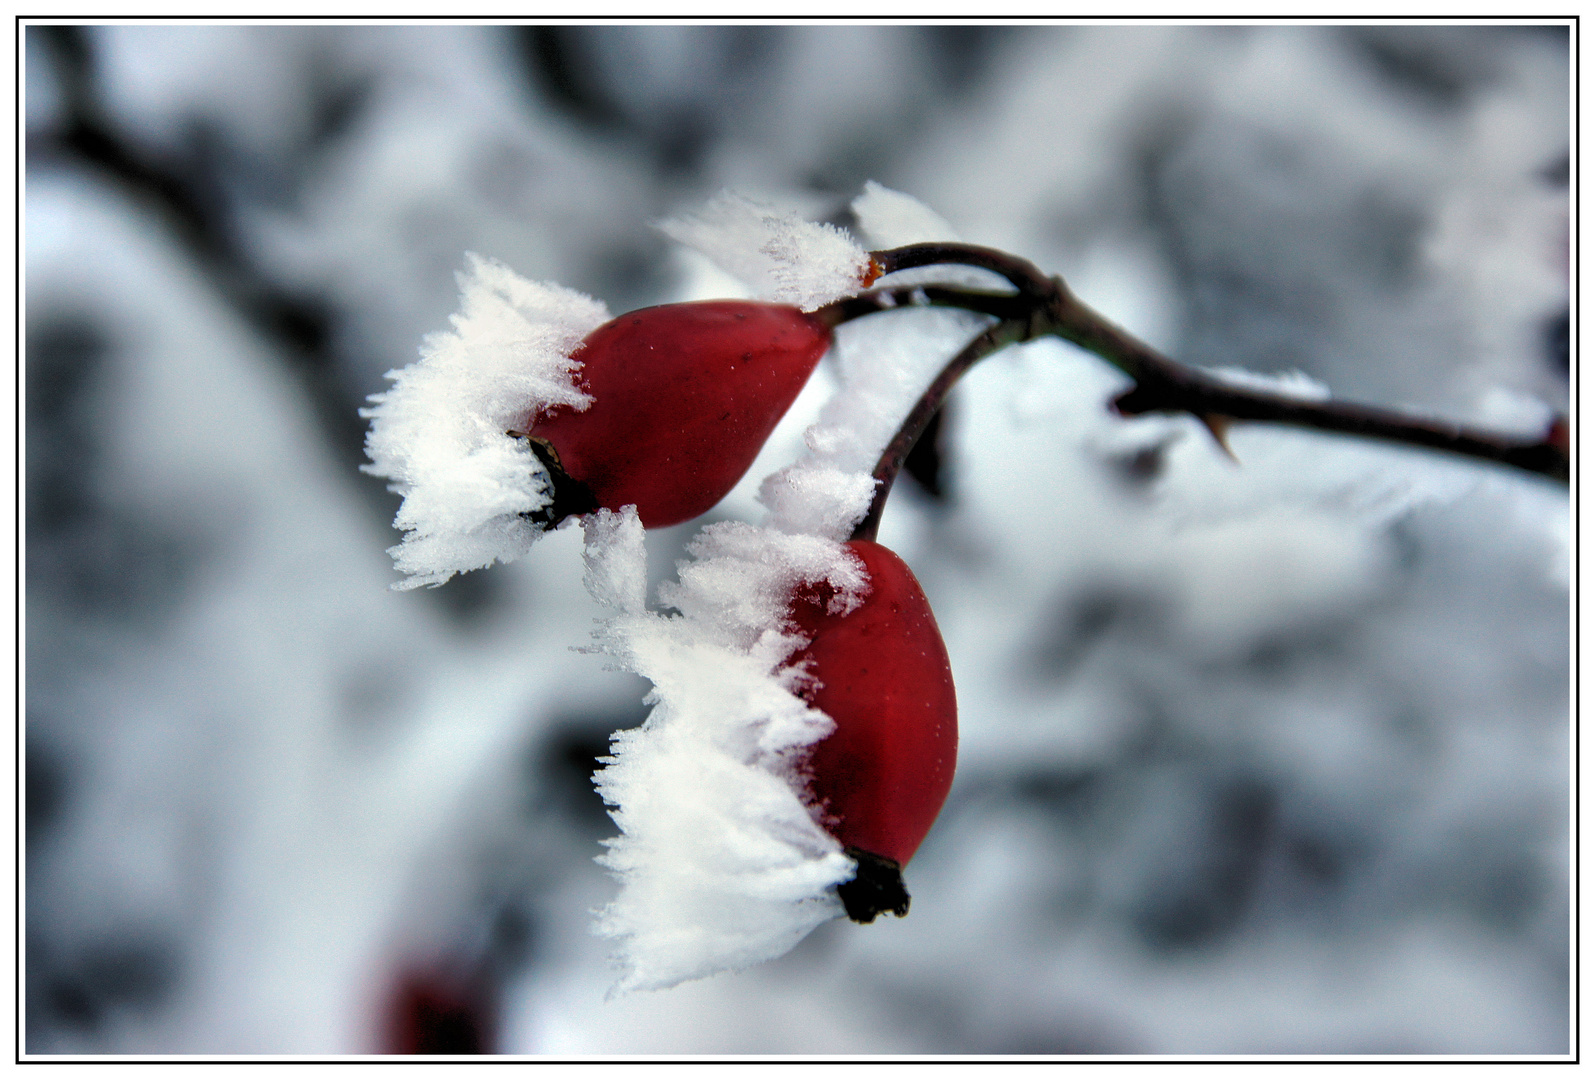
<box><xmin>787</xmin><ymin>540</ymin><xmax>958</xmax><ymax>921</ymax></box>
<box><xmin>525</xmin><ymin>301</ymin><xmax>832</xmax><ymax>528</ymax></box>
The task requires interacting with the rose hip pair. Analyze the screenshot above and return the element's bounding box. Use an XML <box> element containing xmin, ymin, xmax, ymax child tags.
<box><xmin>528</xmin><ymin>299</ymin><xmax>957</xmax><ymax>920</ymax></box>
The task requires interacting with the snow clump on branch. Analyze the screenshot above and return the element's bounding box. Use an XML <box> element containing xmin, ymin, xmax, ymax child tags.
<box><xmin>657</xmin><ymin>189</ymin><xmax>875</xmax><ymax>312</ymax></box>
<box><xmin>365</xmin><ymin>184</ymin><xmax>966</xmax><ymax>990</ymax></box>
<box><xmin>759</xmin><ymin>184</ymin><xmax>975</xmax><ymax>538</ymax></box>
<box><xmin>851</xmin><ymin>178</ymin><xmax>962</xmax><ymax>247</ymax></box>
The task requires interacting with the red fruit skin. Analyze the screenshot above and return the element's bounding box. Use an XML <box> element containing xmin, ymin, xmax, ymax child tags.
<box><xmin>528</xmin><ymin>301</ymin><xmax>831</xmax><ymax>528</ymax></box>
<box><xmin>788</xmin><ymin>541</ymin><xmax>958</xmax><ymax>867</ymax></box>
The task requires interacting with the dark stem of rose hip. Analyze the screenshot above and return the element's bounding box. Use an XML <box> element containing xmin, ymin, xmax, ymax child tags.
<box><xmin>514</xmin><ymin>435</ymin><xmax>600</xmax><ymax>529</ymax></box>
<box><xmin>872</xmin><ymin>242</ymin><xmax>1056</xmax><ymax>301</ymax></box>
<box><xmin>850</xmin><ymin>318</ymin><xmax>1029</xmax><ymax>544</ymax></box>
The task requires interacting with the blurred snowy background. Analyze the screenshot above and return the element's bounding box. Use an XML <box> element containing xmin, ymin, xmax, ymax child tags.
<box><xmin>24</xmin><ymin>23</ymin><xmax>1570</xmax><ymax>1055</ymax></box>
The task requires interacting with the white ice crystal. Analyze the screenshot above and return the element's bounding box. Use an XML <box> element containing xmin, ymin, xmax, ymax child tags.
<box><xmin>739</xmin><ymin>183</ymin><xmax>976</xmax><ymax>539</ymax></box>
<box><xmin>851</xmin><ymin>179</ymin><xmax>961</xmax><ymax>248</ymax></box>
<box><xmin>361</xmin><ymin>254</ymin><xmax>610</xmax><ymax>589</ymax></box>
<box><xmin>582</xmin><ymin>508</ymin><xmax>867</xmax><ymax>993</ymax></box>
<box><xmin>657</xmin><ymin>189</ymin><xmax>874</xmax><ymax>312</ymax></box>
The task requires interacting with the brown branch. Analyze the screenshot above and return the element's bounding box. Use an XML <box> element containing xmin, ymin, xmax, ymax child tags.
<box><xmin>813</xmin><ymin>284</ymin><xmax>1033</xmax><ymax>329</ymax></box>
<box><xmin>852</xmin><ymin>245</ymin><xmax>1570</xmax><ymax>487</ymax></box>
<box><xmin>871</xmin><ymin>242</ymin><xmax>1056</xmax><ymax>301</ymax></box>
<box><xmin>1048</xmin><ymin>284</ymin><xmax>1571</xmax><ymax>484</ymax></box>
<box><xmin>851</xmin><ymin>318</ymin><xmax>1028</xmax><ymax>543</ymax></box>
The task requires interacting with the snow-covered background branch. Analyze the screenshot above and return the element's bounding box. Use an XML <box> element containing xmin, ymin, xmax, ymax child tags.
<box><xmin>25</xmin><ymin>24</ymin><xmax>1569</xmax><ymax>1055</ymax></box>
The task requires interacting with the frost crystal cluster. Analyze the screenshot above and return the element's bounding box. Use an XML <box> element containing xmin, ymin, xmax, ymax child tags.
<box><xmin>658</xmin><ymin>189</ymin><xmax>874</xmax><ymax>312</ymax></box>
<box><xmin>361</xmin><ymin>254</ymin><xmax>607</xmax><ymax>588</ymax></box>
<box><xmin>579</xmin><ymin>186</ymin><xmax>964</xmax><ymax>991</ymax></box>
<box><xmin>367</xmin><ymin>185</ymin><xmax>961</xmax><ymax>991</ymax></box>
<box><xmin>759</xmin><ymin>184</ymin><xmax>977</xmax><ymax>539</ymax></box>
<box><xmin>582</xmin><ymin>509</ymin><xmax>866</xmax><ymax>993</ymax></box>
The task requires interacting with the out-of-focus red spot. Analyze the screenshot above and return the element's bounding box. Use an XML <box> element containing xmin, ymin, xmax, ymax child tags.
<box><xmin>385</xmin><ymin>972</ymin><xmax>492</xmax><ymax>1055</ymax></box>
<box><xmin>1547</xmin><ymin>416</ymin><xmax>1570</xmax><ymax>458</ymax></box>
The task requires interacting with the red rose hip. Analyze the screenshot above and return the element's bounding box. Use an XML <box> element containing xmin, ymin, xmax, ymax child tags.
<box><xmin>524</xmin><ymin>301</ymin><xmax>831</xmax><ymax>528</ymax></box>
<box><xmin>787</xmin><ymin>540</ymin><xmax>958</xmax><ymax>922</ymax></box>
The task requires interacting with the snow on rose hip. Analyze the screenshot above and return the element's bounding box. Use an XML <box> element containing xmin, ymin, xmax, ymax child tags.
<box><xmin>519</xmin><ymin>300</ymin><xmax>833</xmax><ymax>528</ymax></box>
<box><xmin>365</xmin><ymin>186</ymin><xmax>1568</xmax><ymax>1001</ymax></box>
<box><xmin>357</xmin><ymin>236</ymin><xmax>863</xmax><ymax>590</ymax></box>
<box><xmin>787</xmin><ymin>539</ymin><xmax>958</xmax><ymax>923</ymax></box>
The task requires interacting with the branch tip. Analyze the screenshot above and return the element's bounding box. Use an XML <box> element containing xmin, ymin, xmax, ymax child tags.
<box><xmin>860</xmin><ymin>255</ymin><xmax>884</xmax><ymax>288</ymax></box>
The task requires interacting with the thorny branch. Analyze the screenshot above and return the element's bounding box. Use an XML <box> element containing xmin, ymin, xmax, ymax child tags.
<box><xmin>817</xmin><ymin>243</ymin><xmax>1571</xmax><ymax>499</ymax></box>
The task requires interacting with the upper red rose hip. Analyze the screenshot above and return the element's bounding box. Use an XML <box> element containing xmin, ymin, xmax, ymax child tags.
<box><xmin>786</xmin><ymin>540</ymin><xmax>958</xmax><ymax>917</ymax></box>
<box><xmin>524</xmin><ymin>301</ymin><xmax>832</xmax><ymax>528</ymax></box>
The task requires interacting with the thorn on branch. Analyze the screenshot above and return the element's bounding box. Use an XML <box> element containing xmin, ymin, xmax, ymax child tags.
<box><xmin>817</xmin><ymin>239</ymin><xmax>1567</xmax><ymax>492</ymax></box>
<box><xmin>1199</xmin><ymin>414</ymin><xmax>1238</xmax><ymax>463</ymax></box>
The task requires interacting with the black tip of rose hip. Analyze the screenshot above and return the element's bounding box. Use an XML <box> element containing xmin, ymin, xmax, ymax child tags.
<box><xmin>838</xmin><ymin>847</ymin><xmax>911</xmax><ymax>923</ymax></box>
<box><xmin>517</xmin><ymin>435</ymin><xmax>600</xmax><ymax>528</ymax></box>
